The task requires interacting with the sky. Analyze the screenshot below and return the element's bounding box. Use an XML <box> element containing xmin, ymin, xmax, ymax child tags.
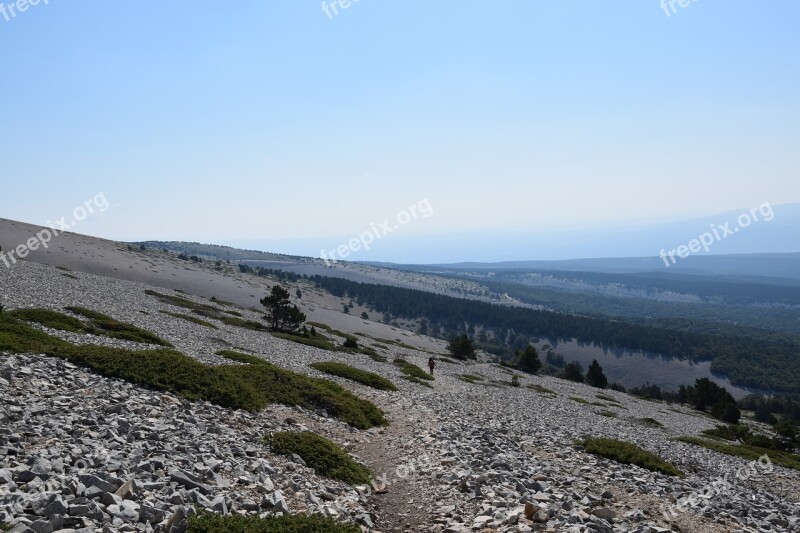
<box><xmin>2</xmin><ymin>1</ymin><xmax>799</xmax><ymax>262</ymax></box>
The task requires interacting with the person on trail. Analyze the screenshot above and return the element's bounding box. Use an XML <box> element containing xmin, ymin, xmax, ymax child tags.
<box><xmin>428</xmin><ymin>357</ymin><xmax>436</xmax><ymax>375</ymax></box>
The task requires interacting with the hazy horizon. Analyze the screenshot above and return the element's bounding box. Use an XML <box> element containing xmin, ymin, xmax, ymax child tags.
<box><xmin>3</xmin><ymin>1</ymin><xmax>799</xmax><ymax>255</ymax></box>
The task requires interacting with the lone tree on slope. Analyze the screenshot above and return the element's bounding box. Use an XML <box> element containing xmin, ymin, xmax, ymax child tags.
<box><xmin>447</xmin><ymin>333</ymin><xmax>477</xmax><ymax>360</ymax></box>
<box><xmin>585</xmin><ymin>359</ymin><xmax>608</xmax><ymax>389</ymax></box>
<box><xmin>562</xmin><ymin>361</ymin><xmax>584</xmax><ymax>383</ymax></box>
<box><xmin>516</xmin><ymin>345</ymin><xmax>542</xmax><ymax>374</ymax></box>
<box><xmin>261</xmin><ymin>285</ymin><xmax>306</xmax><ymax>332</ymax></box>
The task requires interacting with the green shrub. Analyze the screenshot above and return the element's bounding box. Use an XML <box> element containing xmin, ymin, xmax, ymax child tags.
<box><xmin>446</xmin><ymin>334</ymin><xmax>477</xmax><ymax>360</ymax></box>
<box><xmin>343</xmin><ymin>338</ymin><xmax>358</xmax><ymax>349</ymax></box>
<box><xmin>511</xmin><ymin>375</ymin><xmax>521</xmax><ymax>387</ymax></box>
<box><xmin>8</xmin><ymin>308</ymin><xmax>95</xmax><ymax>334</ymax></box>
<box><xmin>459</xmin><ymin>374</ymin><xmax>484</xmax><ymax>384</ymax></box>
<box><xmin>578</xmin><ymin>437</ymin><xmax>682</xmax><ymax>477</ymax></box>
<box><xmin>65</xmin><ymin>306</ymin><xmax>172</xmax><ymax>346</ymax></box>
<box><xmin>268</xmin><ymin>431</ymin><xmax>371</xmax><ymax>484</ymax></box>
<box><xmin>215</xmin><ymin>350</ymin><xmax>267</xmax><ymax>366</ymax></box>
<box><xmin>676</xmin><ymin>436</ymin><xmax>800</xmax><ymax>471</ymax></box>
<box><xmin>596</xmin><ymin>393</ymin><xmax>621</xmax><ymax>404</ymax></box>
<box><xmin>393</xmin><ymin>358</ymin><xmax>434</xmax><ymax>381</ymax></box>
<box><xmin>62</xmin><ymin>306</ymin><xmax>110</xmax><ymax>321</ymax></box>
<box><xmin>215</xmin><ymin>351</ymin><xmax>387</xmax><ymax>429</ymax></box>
<box><xmin>188</xmin><ymin>511</ymin><xmax>360</xmax><ymax>533</ymax></box>
<box><xmin>638</xmin><ymin>417</ymin><xmax>664</xmax><ymax>428</ymax></box>
<box><xmin>160</xmin><ymin>311</ymin><xmax>218</xmax><ymax>329</ymax></box>
<box><xmin>272</xmin><ymin>331</ymin><xmax>339</xmax><ymax>350</ymax></box>
<box><xmin>401</xmin><ymin>375</ymin><xmax>434</xmax><ymax>388</ymax></box>
<box><xmin>0</xmin><ymin>315</ymin><xmax>386</xmax><ymax>429</ymax></box>
<box><xmin>528</xmin><ymin>384</ymin><xmax>556</xmax><ymax>396</ymax></box>
<box><xmin>310</xmin><ymin>362</ymin><xmax>398</xmax><ymax>391</ymax></box>
<box><xmin>598</xmin><ymin>410</ymin><xmax>618</xmax><ymax>418</ymax></box>
<box><xmin>702</xmin><ymin>424</ymin><xmax>752</xmax><ymax>442</ymax></box>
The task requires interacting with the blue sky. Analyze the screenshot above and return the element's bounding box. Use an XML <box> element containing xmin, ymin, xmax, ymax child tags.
<box><xmin>2</xmin><ymin>1</ymin><xmax>799</xmax><ymax>261</ymax></box>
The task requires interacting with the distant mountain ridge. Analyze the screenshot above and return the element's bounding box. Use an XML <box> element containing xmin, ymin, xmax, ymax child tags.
<box><xmin>368</xmin><ymin>252</ymin><xmax>800</xmax><ymax>281</ymax></box>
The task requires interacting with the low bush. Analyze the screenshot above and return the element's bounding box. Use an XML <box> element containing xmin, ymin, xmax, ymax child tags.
<box><xmin>310</xmin><ymin>362</ymin><xmax>398</xmax><ymax>391</ymax></box>
<box><xmin>676</xmin><ymin>436</ymin><xmax>800</xmax><ymax>471</ymax></box>
<box><xmin>268</xmin><ymin>431</ymin><xmax>372</xmax><ymax>485</ymax></box>
<box><xmin>701</xmin><ymin>424</ymin><xmax>794</xmax><ymax>452</ymax></box>
<box><xmin>0</xmin><ymin>316</ymin><xmax>386</xmax><ymax>429</ymax></box>
<box><xmin>7</xmin><ymin>308</ymin><xmax>94</xmax><ymax>334</ymax></box>
<box><xmin>577</xmin><ymin>437</ymin><xmax>682</xmax><ymax>477</ymax></box>
<box><xmin>393</xmin><ymin>358</ymin><xmax>434</xmax><ymax>381</ymax></box>
<box><xmin>528</xmin><ymin>384</ymin><xmax>556</xmax><ymax>395</ymax></box>
<box><xmin>401</xmin><ymin>376</ymin><xmax>434</xmax><ymax>389</ymax></box>
<box><xmin>188</xmin><ymin>511</ymin><xmax>360</xmax><ymax>533</ymax></box>
<box><xmin>596</xmin><ymin>393</ymin><xmax>621</xmax><ymax>404</ymax></box>
<box><xmin>65</xmin><ymin>306</ymin><xmax>172</xmax><ymax>346</ymax></box>
<box><xmin>159</xmin><ymin>311</ymin><xmax>218</xmax><ymax>329</ymax></box>
<box><xmin>272</xmin><ymin>331</ymin><xmax>339</xmax><ymax>351</ymax></box>
<box><xmin>638</xmin><ymin>417</ymin><xmax>664</xmax><ymax>428</ymax></box>
<box><xmin>343</xmin><ymin>338</ymin><xmax>358</xmax><ymax>349</ymax></box>
<box><xmin>458</xmin><ymin>374</ymin><xmax>484</xmax><ymax>384</ymax></box>
<box><xmin>215</xmin><ymin>350</ymin><xmax>267</xmax><ymax>366</ymax></box>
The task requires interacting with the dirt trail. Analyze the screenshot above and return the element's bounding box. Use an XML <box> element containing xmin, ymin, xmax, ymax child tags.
<box><xmin>356</xmin><ymin>400</ymin><xmax>437</xmax><ymax>532</ymax></box>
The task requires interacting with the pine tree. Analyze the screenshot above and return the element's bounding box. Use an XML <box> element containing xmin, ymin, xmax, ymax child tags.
<box><xmin>562</xmin><ymin>361</ymin><xmax>584</xmax><ymax>383</ymax></box>
<box><xmin>586</xmin><ymin>359</ymin><xmax>608</xmax><ymax>389</ymax></box>
<box><xmin>447</xmin><ymin>334</ymin><xmax>477</xmax><ymax>360</ymax></box>
<box><xmin>517</xmin><ymin>345</ymin><xmax>542</xmax><ymax>374</ymax></box>
<box><xmin>261</xmin><ymin>285</ymin><xmax>306</xmax><ymax>331</ymax></box>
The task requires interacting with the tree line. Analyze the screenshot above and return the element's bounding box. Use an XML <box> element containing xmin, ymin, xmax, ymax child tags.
<box><xmin>307</xmin><ymin>275</ymin><xmax>800</xmax><ymax>394</ymax></box>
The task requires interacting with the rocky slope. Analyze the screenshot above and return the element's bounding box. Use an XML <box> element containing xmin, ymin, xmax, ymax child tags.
<box><xmin>1</xmin><ymin>260</ymin><xmax>799</xmax><ymax>532</ymax></box>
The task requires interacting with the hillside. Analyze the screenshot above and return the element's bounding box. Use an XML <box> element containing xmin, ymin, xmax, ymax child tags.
<box><xmin>1</xmin><ymin>231</ymin><xmax>800</xmax><ymax>532</ymax></box>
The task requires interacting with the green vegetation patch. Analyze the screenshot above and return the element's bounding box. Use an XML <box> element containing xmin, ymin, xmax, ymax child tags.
<box><xmin>188</xmin><ymin>511</ymin><xmax>360</xmax><ymax>533</ymax></box>
<box><xmin>0</xmin><ymin>315</ymin><xmax>385</xmax><ymax>429</ymax></box>
<box><xmin>268</xmin><ymin>431</ymin><xmax>372</xmax><ymax>485</ymax></box>
<box><xmin>528</xmin><ymin>384</ymin><xmax>556</xmax><ymax>396</ymax></box>
<box><xmin>307</xmin><ymin>322</ymin><xmax>359</xmax><ymax>343</ymax></box>
<box><xmin>13</xmin><ymin>306</ymin><xmax>171</xmax><ymax>347</ymax></box>
<box><xmin>310</xmin><ymin>362</ymin><xmax>398</xmax><ymax>391</ymax></box>
<box><xmin>638</xmin><ymin>417</ymin><xmax>665</xmax><ymax>428</ymax></box>
<box><xmin>596</xmin><ymin>393</ymin><xmax>621</xmax><ymax>404</ymax></box>
<box><xmin>271</xmin><ymin>331</ymin><xmax>339</xmax><ymax>351</ymax></box>
<box><xmin>676</xmin><ymin>436</ymin><xmax>800</xmax><ymax>471</ymax></box>
<box><xmin>215</xmin><ymin>350</ymin><xmax>268</xmax><ymax>366</ymax></box>
<box><xmin>400</xmin><ymin>375</ymin><xmax>434</xmax><ymax>389</ymax></box>
<box><xmin>578</xmin><ymin>437</ymin><xmax>682</xmax><ymax>477</ymax></box>
<box><xmin>598</xmin><ymin>411</ymin><xmax>618</xmax><ymax>418</ymax></box>
<box><xmin>7</xmin><ymin>308</ymin><xmax>94</xmax><ymax>334</ymax></box>
<box><xmin>458</xmin><ymin>374</ymin><xmax>484</xmax><ymax>384</ymax></box>
<box><xmin>570</xmin><ymin>396</ymin><xmax>604</xmax><ymax>406</ymax></box>
<box><xmin>145</xmin><ymin>289</ymin><xmax>262</xmax><ymax>331</ymax></box>
<box><xmin>220</xmin><ymin>316</ymin><xmax>268</xmax><ymax>331</ymax></box>
<box><xmin>65</xmin><ymin>306</ymin><xmax>172</xmax><ymax>346</ymax></box>
<box><xmin>394</xmin><ymin>358</ymin><xmax>434</xmax><ymax>381</ymax></box>
<box><xmin>160</xmin><ymin>311</ymin><xmax>218</xmax><ymax>329</ymax></box>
